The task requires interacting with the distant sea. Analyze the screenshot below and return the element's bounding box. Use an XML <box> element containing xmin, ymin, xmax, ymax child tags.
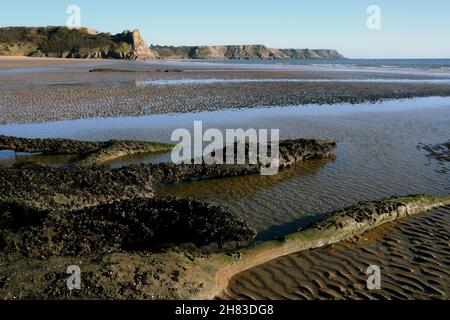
<box><xmin>205</xmin><ymin>59</ymin><xmax>450</xmax><ymax>70</ymax></box>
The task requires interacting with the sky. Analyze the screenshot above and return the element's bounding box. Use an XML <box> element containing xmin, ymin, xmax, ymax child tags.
<box><xmin>1</xmin><ymin>0</ymin><xmax>449</xmax><ymax>59</ymax></box>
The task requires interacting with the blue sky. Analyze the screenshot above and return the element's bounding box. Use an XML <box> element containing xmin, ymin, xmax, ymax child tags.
<box><xmin>1</xmin><ymin>0</ymin><xmax>449</xmax><ymax>58</ymax></box>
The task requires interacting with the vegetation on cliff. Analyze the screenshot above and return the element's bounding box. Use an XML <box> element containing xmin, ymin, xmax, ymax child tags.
<box><xmin>0</xmin><ymin>26</ymin><xmax>155</xmax><ymax>59</ymax></box>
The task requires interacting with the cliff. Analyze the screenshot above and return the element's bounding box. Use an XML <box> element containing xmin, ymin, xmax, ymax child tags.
<box><xmin>0</xmin><ymin>26</ymin><xmax>156</xmax><ymax>60</ymax></box>
<box><xmin>0</xmin><ymin>26</ymin><xmax>344</xmax><ymax>60</ymax></box>
<box><xmin>152</xmin><ymin>45</ymin><xmax>344</xmax><ymax>60</ymax></box>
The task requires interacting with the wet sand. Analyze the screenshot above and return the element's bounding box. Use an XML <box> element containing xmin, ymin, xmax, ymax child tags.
<box><xmin>1</xmin><ymin>59</ymin><xmax>450</xmax><ymax>124</ymax></box>
<box><xmin>0</xmin><ymin>58</ymin><xmax>449</xmax><ymax>300</ymax></box>
<box><xmin>151</xmin><ymin>98</ymin><xmax>450</xmax><ymax>241</ymax></box>
<box><xmin>222</xmin><ymin>205</ymin><xmax>450</xmax><ymax>300</ymax></box>
<box><xmin>0</xmin><ymin>56</ymin><xmax>97</xmax><ymax>70</ymax></box>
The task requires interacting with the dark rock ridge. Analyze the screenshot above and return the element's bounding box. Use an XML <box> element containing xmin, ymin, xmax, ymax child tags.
<box><xmin>152</xmin><ymin>45</ymin><xmax>344</xmax><ymax>60</ymax></box>
<box><xmin>0</xmin><ymin>162</ymin><xmax>156</xmax><ymax>211</ymax></box>
<box><xmin>0</xmin><ymin>138</ymin><xmax>336</xmax><ymax>211</ymax></box>
<box><xmin>0</xmin><ymin>135</ymin><xmax>173</xmax><ymax>167</ymax></box>
<box><xmin>0</xmin><ymin>137</ymin><xmax>336</xmax><ymax>257</ymax></box>
<box><xmin>1</xmin><ymin>195</ymin><xmax>447</xmax><ymax>300</ymax></box>
<box><xmin>306</xmin><ymin>195</ymin><xmax>439</xmax><ymax>232</ymax></box>
<box><xmin>0</xmin><ymin>197</ymin><xmax>256</xmax><ymax>258</ymax></box>
<box><xmin>0</xmin><ymin>135</ymin><xmax>107</xmax><ymax>154</ymax></box>
<box><xmin>0</xmin><ymin>27</ymin><xmax>156</xmax><ymax>60</ymax></box>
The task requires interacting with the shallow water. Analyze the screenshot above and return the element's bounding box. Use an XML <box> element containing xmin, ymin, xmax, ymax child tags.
<box><xmin>0</xmin><ymin>150</ymin><xmax>80</xmax><ymax>168</ymax></box>
<box><xmin>140</xmin><ymin>78</ymin><xmax>450</xmax><ymax>86</ymax></box>
<box><xmin>1</xmin><ymin>96</ymin><xmax>448</xmax><ymax>240</ymax></box>
<box><xmin>222</xmin><ymin>206</ymin><xmax>450</xmax><ymax>300</ymax></box>
<box><xmin>199</xmin><ymin>58</ymin><xmax>450</xmax><ymax>70</ymax></box>
<box><xmin>151</xmin><ymin>59</ymin><xmax>450</xmax><ymax>78</ymax></box>
<box><xmin>155</xmin><ymin>96</ymin><xmax>450</xmax><ymax>239</ymax></box>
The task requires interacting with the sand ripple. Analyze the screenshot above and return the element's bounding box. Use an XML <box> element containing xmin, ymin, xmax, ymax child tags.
<box><xmin>221</xmin><ymin>206</ymin><xmax>450</xmax><ymax>300</ymax></box>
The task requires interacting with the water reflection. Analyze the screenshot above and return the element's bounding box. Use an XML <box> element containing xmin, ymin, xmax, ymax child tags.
<box><xmin>0</xmin><ymin>150</ymin><xmax>81</xmax><ymax>168</ymax></box>
<box><xmin>0</xmin><ymin>97</ymin><xmax>448</xmax><ymax>241</ymax></box>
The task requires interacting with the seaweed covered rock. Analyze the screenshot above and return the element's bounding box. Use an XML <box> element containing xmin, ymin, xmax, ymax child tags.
<box><xmin>0</xmin><ymin>135</ymin><xmax>174</xmax><ymax>166</ymax></box>
<box><xmin>0</xmin><ymin>136</ymin><xmax>335</xmax><ymax>264</ymax></box>
<box><xmin>146</xmin><ymin>139</ymin><xmax>336</xmax><ymax>184</ymax></box>
<box><xmin>0</xmin><ymin>163</ymin><xmax>156</xmax><ymax>210</ymax></box>
<box><xmin>0</xmin><ymin>138</ymin><xmax>336</xmax><ymax>211</ymax></box>
<box><xmin>418</xmin><ymin>140</ymin><xmax>450</xmax><ymax>174</ymax></box>
<box><xmin>306</xmin><ymin>195</ymin><xmax>447</xmax><ymax>232</ymax></box>
<box><xmin>279</xmin><ymin>139</ymin><xmax>336</xmax><ymax>167</ymax></box>
<box><xmin>0</xmin><ymin>197</ymin><xmax>256</xmax><ymax>258</ymax></box>
<box><xmin>1</xmin><ymin>195</ymin><xmax>448</xmax><ymax>300</ymax></box>
<box><xmin>0</xmin><ymin>135</ymin><xmax>106</xmax><ymax>155</ymax></box>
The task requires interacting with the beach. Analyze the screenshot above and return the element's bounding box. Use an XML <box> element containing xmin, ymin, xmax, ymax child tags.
<box><xmin>1</xmin><ymin>58</ymin><xmax>450</xmax><ymax>125</ymax></box>
<box><xmin>0</xmin><ymin>57</ymin><xmax>449</xmax><ymax>300</ymax></box>
<box><xmin>222</xmin><ymin>205</ymin><xmax>450</xmax><ymax>300</ymax></box>
<box><xmin>0</xmin><ymin>56</ymin><xmax>95</xmax><ymax>70</ymax></box>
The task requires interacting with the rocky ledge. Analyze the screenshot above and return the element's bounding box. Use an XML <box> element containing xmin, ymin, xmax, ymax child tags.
<box><xmin>0</xmin><ymin>137</ymin><xmax>336</xmax><ymax>256</ymax></box>
<box><xmin>0</xmin><ymin>197</ymin><xmax>255</xmax><ymax>260</ymax></box>
<box><xmin>0</xmin><ymin>135</ymin><xmax>174</xmax><ymax>167</ymax></box>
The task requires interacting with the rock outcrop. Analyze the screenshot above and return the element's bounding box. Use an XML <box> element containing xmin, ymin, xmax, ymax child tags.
<box><xmin>0</xmin><ymin>197</ymin><xmax>256</xmax><ymax>257</ymax></box>
<box><xmin>1</xmin><ymin>195</ymin><xmax>448</xmax><ymax>300</ymax></box>
<box><xmin>0</xmin><ymin>136</ymin><xmax>336</xmax><ymax>212</ymax></box>
<box><xmin>112</xmin><ymin>29</ymin><xmax>156</xmax><ymax>60</ymax></box>
<box><xmin>0</xmin><ymin>137</ymin><xmax>335</xmax><ymax>259</ymax></box>
<box><xmin>0</xmin><ymin>135</ymin><xmax>173</xmax><ymax>166</ymax></box>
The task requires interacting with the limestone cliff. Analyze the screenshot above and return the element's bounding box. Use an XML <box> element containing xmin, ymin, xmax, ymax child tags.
<box><xmin>152</xmin><ymin>45</ymin><xmax>344</xmax><ymax>60</ymax></box>
<box><xmin>112</xmin><ymin>29</ymin><xmax>156</xmax><ymax>60</ymax></box>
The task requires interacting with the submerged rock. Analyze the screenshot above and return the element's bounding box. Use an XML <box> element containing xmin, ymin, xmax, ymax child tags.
<box><xmin>418</xmin><ymin>140</ymin><xmax>450</xmax><ymax>174</ymax></box>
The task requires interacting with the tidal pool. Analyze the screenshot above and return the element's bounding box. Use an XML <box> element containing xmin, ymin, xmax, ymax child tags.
<box><xmin>0</xmin><ymin>96</ymin><xmax>449</xmax><ymax>241</ymax></box>
<box><xmin>1</xmin><ymin>96</ymin><xmax>449</xmax><ymax>300</ymax></box>
<box><xmin>0</xmin><ymin>150</ymin><xmax>81</xmax><ymax>168</ymax></box>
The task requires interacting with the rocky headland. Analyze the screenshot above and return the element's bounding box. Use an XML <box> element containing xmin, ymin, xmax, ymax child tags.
<box><xmin>0</xmin><ymin>26</ymin><xmax>344</xmax><ymax>60</ymax></box>
<box><xmin>0</xmin><ymin>27</ymin><xmax>156</xmax><ymax>60</ymax></box>
<box><xmin>151</xmin><ymin>45</ymin><xmax>344</xmax><ymax>60</ymax></box>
